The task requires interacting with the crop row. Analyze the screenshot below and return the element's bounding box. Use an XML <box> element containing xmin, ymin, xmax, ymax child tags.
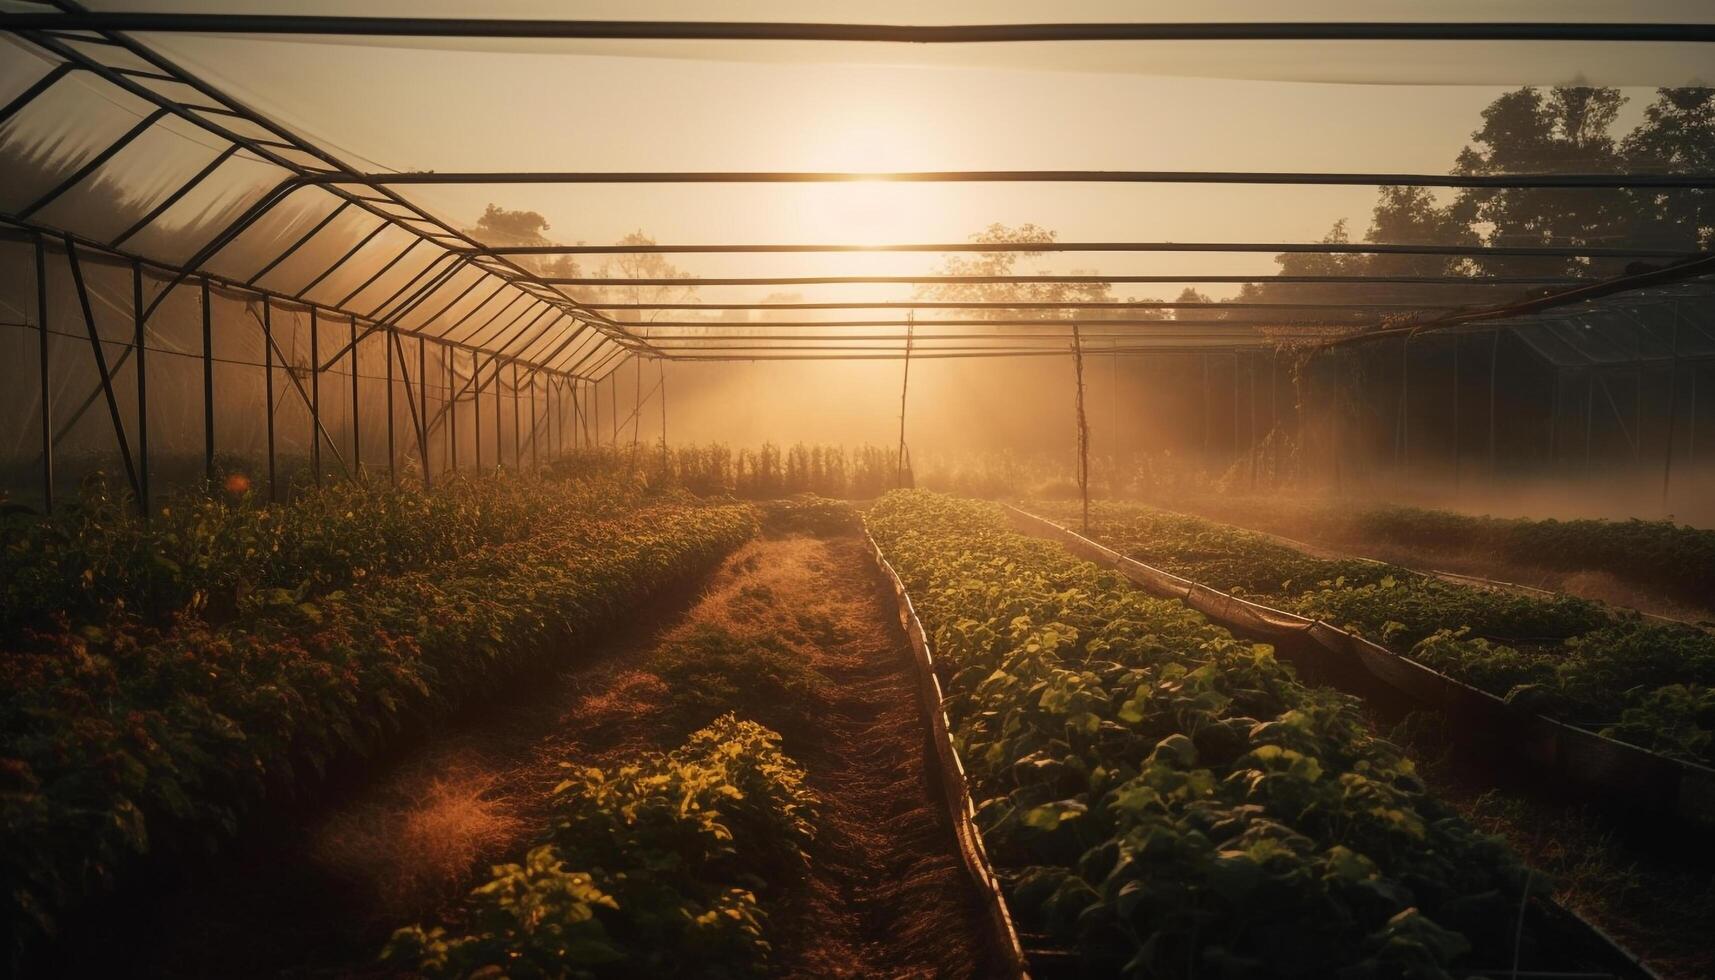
<box><xmin>1</xmin><ymin>470</ymin><xmax>654</xmax><ymax>638</ymax></box>
<box><xmin>1180</xmin><ymin>498</ymin><xmax>1715</xmax><ymax>613</ymax></box>
<box><xmin>385</xmin><ymin>714</ymin><xmax>817</xmax><ymax>978</ymax></box>
<box><xmin>1032</xmin><ymin>501</ymin><xmax>1715</xmax><ymax>766</ymax></box>
<box><xmin>0</xmin><ymin>486</ymin><xmax>757</xmax><ymax>964</ymax></box>
<box><xmin>868</xmin><ymin>491</ymin><xmax>1545</xmax><ymax>978</ymax></box>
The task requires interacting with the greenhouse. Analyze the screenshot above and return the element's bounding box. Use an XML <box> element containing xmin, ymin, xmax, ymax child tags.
<box><xmin>2</xmin><ymin>4</ymin><xmax>1713</xmax><ymax>979</ymax></box>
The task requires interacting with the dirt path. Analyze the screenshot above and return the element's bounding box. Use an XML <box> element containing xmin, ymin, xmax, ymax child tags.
<box><xmin>63</xmin><ymin>529</ymin><xmax>994</xmax><ymax>978</ymax></box>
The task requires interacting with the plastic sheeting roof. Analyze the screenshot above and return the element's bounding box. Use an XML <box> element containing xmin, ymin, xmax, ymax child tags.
<box><xmin>2</xmin><ymin>1</ymin><xmax>1713</xmax><ymax>376</ymax></box>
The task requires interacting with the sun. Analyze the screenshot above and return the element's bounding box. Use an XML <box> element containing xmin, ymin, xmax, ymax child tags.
<box><xmin>786</xmin><ymin>108</ymin><xmax>952</xmax><ymax>245</ymax></box>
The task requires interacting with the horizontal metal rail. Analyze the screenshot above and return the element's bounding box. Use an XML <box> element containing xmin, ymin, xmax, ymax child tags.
<box><xmin>4</xmin><ymin>15</ymin><xmax>1709</xmax><ymax>44</ymax></box>
<box><xmin>550</xmin><ymin>273</ymin><xmax>1587</xmax><ymax>287</ymax></box>
<box><xmin>481</xmin><ymin>240</ymin><xmax>1699</xmax><ymax>258</ymax></box>
<box><xmin>311</xmin><ymin>169</ymin><xmax>1715</xmax><ymax>189</ymax></box>
<box><xmin>588</xmin><ymin>300</ymin><xmax>1449</xmax><ymax>310</ymax></box>
<box><xmin>617</xmin><ymin>318</ymin><xmax>1366</xmax><ymax>329</ymax></box>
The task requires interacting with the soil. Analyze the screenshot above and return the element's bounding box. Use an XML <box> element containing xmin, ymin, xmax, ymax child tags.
<box><xmin>57</xmin><ymin>527</ymin><xmax>995</xmax><ymax>979</ymax></box>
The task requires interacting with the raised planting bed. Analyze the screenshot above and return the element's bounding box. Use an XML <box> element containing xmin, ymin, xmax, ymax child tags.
<box><xmin>871</xmin><ymin>491</ymin><xmax>1654</xmax><ymax>979</ymax></box>
<box><xmin>1014</xmin><ymin>501</ymin><xmax>1715</xmax><ymax>827</ymax></box>
<box><xmin>1</xmin><ymin>475</ymin><xmax>757</xmax><ymax>967</ymax></box>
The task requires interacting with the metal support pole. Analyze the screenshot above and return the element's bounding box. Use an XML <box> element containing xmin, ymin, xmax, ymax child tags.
<box><xmin>1584</xmin><ymin>369</ymin><xmax>1595</xmax><ymax>472</ymax></box>
<box><xmin>660</xmin><ymin>359</ymin><xmax>668</xmax><ymax>472</ymax></box>
<box><xmin>348</xmin><ymin>318</ymin><xmax>360</xmax><ymax>478</ymax></box>
<box><xmin>385</xmin><ymin>325</ymin><xmax>396</xmax><ymax>485</ymax></box>
<box><xmin>529</xmin><ymin>366</ymin><xmax>538</xmax><ymax>470</ymax></box>
<box><xmin>1664</xmin><ymin>320</ymin><xmax>1679</xmax><ymax>511</ymax></box>
<box><xmin>133</xmin><ymin>263</ymin><xmax>149</xmax><ymax>517</ymax></box>
<box><xmin>443</xmin><ymin>339</ymin><xmax>455</xmax><ymax>474</ymax></box>
<box><xmin>1398</xmin><ymin>334</ymin><xmax>1410</xmax><ymax>471</ymax></box>
<box><xmin>1073</xmin><ymin>324</ymin><xmax>1090</xmax><ymax>534</ymax></box>
<box><xmin>310</xmin><ymin>306</ymin><xmax>321</xmax><ymax>485</ymax></box>
<box><xmin>202</xmin><ymin>277</ymin><xmax>214</xmax><ymax>484</ymax></box>
<box><xmin>1452</xmin><ymin>333</ymin><xmax>1460</xmax><ymax>487</ymax></box>
<box><xmin>390</xmin><ymin>329</ymin><xmax>430</xmax><ymax>489</ymax></box>
<box><xmin>1232</xmin><ymin>351</ymin><xmax>1240</xmax><ymax>463</ymax></box>
<box><xmin>512</xmin><ymin>359</ymin><xmax>522</xmax><ymax>469</ymax></box>
<box><xmin>1201</xmin><ymin>352</ymin><xmax>1210</xmax><ymax>463</ymax></box>
<box><xmin>35</xmin><ymin>238</ymin><xmax>52</xmax><ymax>512</ymax></box>
<box><xmin>494</xmin><ymin>355</ymin><xmax>503</xmax><ymax>469</ymax></box>
<box><xmin>1548</xmin><ymin>368</ymin><xmax>1559</xmax><ymax>472</ymax></box>
<box><xmin>632</xmin><ymin>355</ymin><xmax>641</xmax><ymax>455</ymax></box>
<box><xmin>1248</xmin><ymin>352</ymin><xmax>1258</xmax><ymax>490</ymax></box>
<box><xmin>473</xmin><ymin>351</ymin><xmax>483</xmax><ymax>473</ymax></box>
<box><xmin>264</xmin><ymin>298</ymin><xmax>276</xmax><ymax>500</ymax></box>
<box><xmin>1488</xmin><ymin>329</ymin><xmax>1500</xmax><ymax>476</ymax></box>
<box><xmin>898</xmin><ymin>314</ymin><xmax>913</xmax><ymax>487</ymax></box>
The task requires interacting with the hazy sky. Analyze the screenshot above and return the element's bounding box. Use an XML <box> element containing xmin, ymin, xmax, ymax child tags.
<box><xmin>7</xmin><ymin>1</ymin><xmax>1709</xmax><ymax>316</ymax></box>
<box><xmin>64</xmin><ymin>0</ymin><xmax>1711</xmax><ymax>300</ymax></box>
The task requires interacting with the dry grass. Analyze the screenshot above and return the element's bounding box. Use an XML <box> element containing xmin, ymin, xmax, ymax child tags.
<box><xmin>309</xmin><ymin>753</ymin><xmax>522</xmax><ymax>918</ymax></box>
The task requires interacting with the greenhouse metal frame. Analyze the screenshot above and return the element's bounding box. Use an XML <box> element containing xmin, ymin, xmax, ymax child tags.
<box><xmin>3</xmin><ymin>3</ymin><xmax>1714</xmax><ymax>515</ymax></box>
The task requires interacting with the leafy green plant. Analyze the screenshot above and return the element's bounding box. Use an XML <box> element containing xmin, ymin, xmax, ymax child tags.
<box><xmin>648</xmin><ymin>624</ymin><xmax>830</xmax><ymax>737</ymax></box>
<box><xmin>870</xmin><ymin>491</ymin><xmax>1544</xmax><ymax>978</ymax></box>
<box><xmin>384</xmin><ymin>715</ymin><xmax>816</xmax><ymax>979</ymax></box>
<box><xmin>0</xmin><ymin>482</ymin><xmax>757</xmax><ymax>965</ymax></box>
<box><xmin>1035</xmin><ymin>500</ymin><xmax>1715</xmax><ymax>766</ymax></box>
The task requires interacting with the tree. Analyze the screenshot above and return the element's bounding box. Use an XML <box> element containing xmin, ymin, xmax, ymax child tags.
<box><xmin>916</xmin><ymin>223</ymin><xmax>1146</xmax><ymax>322</ymax></box>
<box><xmin>590</xmin><ymin>231</ymin><xmax>696</xmax><ymax>329</ymax></box>
<box><xmin>1621</xmin><ymin>88</ymin><xmax>1715</xmax><ymax>251</ymax></box>
<box><xmin>467</xmin><ymin>203</ymin><xmax>581</xmax><ymax>279</ymax></box>
<box><xmin>1452</xmin><ymin>86</ymin><xmax>1631</xmax><ymax>276</ymax></box>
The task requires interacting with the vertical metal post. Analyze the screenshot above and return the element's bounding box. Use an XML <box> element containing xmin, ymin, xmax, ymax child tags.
<box><xmin>473</xmin><ymin>352</ymin><xmax>483</xmax><ymax>473</ymax></box>
<box><xmin>309</xmin><ymin>307</ymin><xmax>321</xmax><ymax>485</ymax></box>
<box><xmin>1488</xmin><ymin>329</ymin><xmax>1499</xmax><ymax>476</ymax></box>
<box><xmin>1548</xmin><ymin>368</ymin><xmax>1560</xmax><ymax>472</ymax></box>
<box><xmin>1689</xmin><ymin>363</ymin><xmax>1698</xmax><ymax>495</ymax></box>
<box><xmin>350</xmin><ymin>319</ymin><xmax>360</xmax><ymax>480</ymax></box>
<box><xmin>1072</xmin><ymin>325</ymin><xmax>1090</xmax><ymax>534</ymax></box>
<box><xmin>529</xmin><ymin>368</ymin><xmax>538</xmax><ymax>470</ymax></box>
<box><xmin>1584</xmin><ymin>370</ymin><xmax>1594</xmax><ymax>472</ymax></box>
<box><xmin>512</xmin><ymin>360</ymin><xmax>522</xmax><ymax>469</ymax></box>
<box><xmin>1248</xmin><ymin>352</ymin><xmax>1258</xmax><ymax>490</ymax></box>
<box><xmin>1452</xmin><ymin>333</ymin><xmax>1460</xmax><ymax>487</ymax></box>
<box><xmin>573</xmin><ymin>380</ymin><xmax>582</xmax><ymax>450</ymax></box>
<box><xmin>421</xmin><ymin>339</ymin><xmax>434</xmax><ymax>488</ymax></box>
<box><xmin>263</xmin><ymin>299</ymin><xmax>276</xmax><ymax>501</ymax></box>
<box><xmin>1111</xmin><ymin>346</ymin><xmax>1119</xmax><ymax>459</ymax></box>
<box><xmin>442</xmin><ymin>339</ymin><xmax>455</xmax><ymax>475</ymax></box>
<box><xmin>66</xmin><ymin>240</ymin><xmax>140</xmax><ymax>505</ymax></box>
<box><xmin>36</xmin><ymin>238</ymin><xmax>52</xmax><ymax>512</ymax></box>
<box><xmin>385</xmin><ymin>326</ymin><xmax>396</xmax><ymax>485</ymax></box>
<box><xmin>202</xmin><ymin>277</ymin><xmax>214</xmax><ymax>484</ymax></box>
<box><xmin>1200</xmin><ymin>353</ymin><xmax>1210</xmax><ymax>463</ymax></box>
<box><xmin>1398</xmin><ymin>334</ymin><xmax>1410</xmax><ymax>471</ymax></box>
<box><xmin>632</xmin><ymin>354</ymin><xmax>642</xmax><ymax>455</ymax></box>
<box><xmin>1663</xmin><ymin>320</ymin><xmax>1679</xmax><ymax>511</ymax></box>
<box><xmin>133</xmin><ymin>263</ymin><xmax>149</xmax><ymax>518</ymax></box>
<box><xmin>1231</xmin><ymin>351</ymin><xmax>1240</xmax><ymax>463</ymax></box>
<box><xmin>609</xmin><ymin>372</ymin><xmax>617</xmax><ymax>445</ymax></box>
<box><xmin>494</xmin><ymin>355</ymin><xmax>503</xmax><ymax>469</ymax></box>
<box><xmin>898</xmin><ymin>315</ymin><xmax>913</xmax><ymax>487</ymax></box>
<box><xmin>594</xmin><ymin>377</ymin><xmax>601</xmax><ymax>448</ymax></box>
<box><xmin>660</xmin><ymin>359</ymin><xmax>668</xmax><ymax>473</ymax></box>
